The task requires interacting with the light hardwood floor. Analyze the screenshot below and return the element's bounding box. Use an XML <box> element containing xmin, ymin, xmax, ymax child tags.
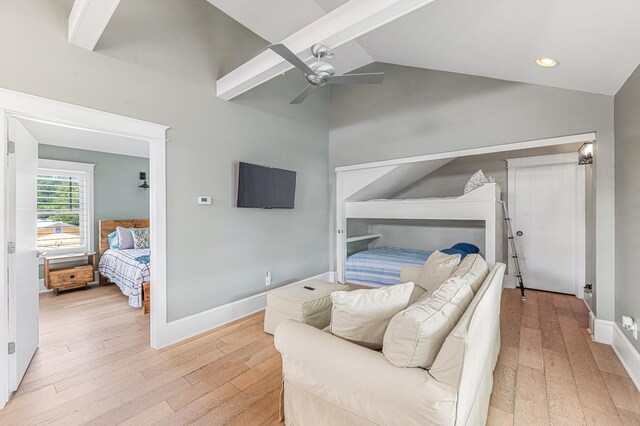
<box><xmin>2</xmin><ymin>285</ymin><xmax>639</xmax><ymax>425</ymax></box>
<box><xmin>489</xmin><ymin>289</ymin><xmax>640</xmax><ymax>425</ymax></box>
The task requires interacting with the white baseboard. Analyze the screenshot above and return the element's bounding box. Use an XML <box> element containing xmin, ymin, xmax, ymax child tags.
<box><xmin>612</xmin><ymin>323</ymin><xmax>640</xmax><ymax>391</ymax></box>
<box><xmin>502</xmin><ymin>274</ymin><xmax>516</xmax><ymax>289</ymax></box>
<box><xmin>160</xmin><ymin>271</ymin><xmax>335</xmax><ymax>348</ymax></box>
<box><xmin>592</xmin><ymin>317</ymin><xmax>614</xmax><ymax>345</ymax></box>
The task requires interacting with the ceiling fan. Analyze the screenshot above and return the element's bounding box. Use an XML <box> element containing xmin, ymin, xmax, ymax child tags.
<box><xmin>269</xmin><ymin>42</ymin><xmax>384</xmax><ymax>104</ymax></box>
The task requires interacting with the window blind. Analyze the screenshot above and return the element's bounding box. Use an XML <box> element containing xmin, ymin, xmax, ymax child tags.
<box><xmin>37</xmin><ymin>170</ymin><xmax>89</xmax><ymax>250</ymax></box>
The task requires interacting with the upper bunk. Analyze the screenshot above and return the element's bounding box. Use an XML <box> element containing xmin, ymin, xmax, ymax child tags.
<box><xmin>345</xmin><ymin>182</ymin><xmax>502</xmax><ymax>222</ymax></box>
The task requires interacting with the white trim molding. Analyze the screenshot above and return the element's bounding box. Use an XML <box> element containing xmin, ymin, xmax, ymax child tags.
<box><xmin>0</xmin><ymin>87</ymin><xmax>168</xmax><ymax>408</ymax></box>
<box><xmin>335</xmin><ymin>133</ymin><xmax>596</xmax><ymax>172</ymax></box>
<box><xmin>612</xmin><ymin>324</ymin><xmax>640</xmax><ymax>391</ymax></box>
<box><xmin>160</xmin><ymin>272</ymin><xmax>335</xmax><ymax>348</ymax></box>
<box><xmin>36</xmin><ymin>159</ymin><xmax>95</xmax><ymax>257</ymax></box>
<box><xmin>592</xmin><ymin>316</ymin><xmax>615</xmax><ymax>345</ymax></box>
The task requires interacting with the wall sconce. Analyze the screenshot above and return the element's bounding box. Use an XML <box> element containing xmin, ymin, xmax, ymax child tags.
<box><xmin>138</xmin><ymin>172</ymin><xmax>150</xmax><ymax>189</ymax></box>
<box><xmin>578</xmin><ymin>142</ymin><xmax>594</xmax><ymax>165</ymax></box>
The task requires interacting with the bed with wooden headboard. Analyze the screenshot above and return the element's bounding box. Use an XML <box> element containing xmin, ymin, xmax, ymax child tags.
<box><xmin>98</xmin><ymin>219</ymin><xmax>150</xmax><ymax>314</ymax></box>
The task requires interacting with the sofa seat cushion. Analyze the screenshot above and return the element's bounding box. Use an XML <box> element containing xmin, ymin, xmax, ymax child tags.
<box><xmin>416</xmin><ymin>250</ymin><xmax>461</xmax><ymax>293</ymax></box>
<box><xmin>451</xmin><ymin>254</ymin><xmax>489</xmax><ymax>294</ymax></box>
<box><xmin>330</xmin><ymin>281</ymin><xmax>414</xmax><ymax>350</ymax></box>
<box><xmin>382</xmin><ymin>277</ymin><xmax>474</xmax><ymax>368</ymax></box>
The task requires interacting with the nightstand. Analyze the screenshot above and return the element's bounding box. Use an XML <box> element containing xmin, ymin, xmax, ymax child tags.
<box><xmin>43</xmin><ymin>252</ymin><xmax>96</xmax><ymax>295</ymax></box>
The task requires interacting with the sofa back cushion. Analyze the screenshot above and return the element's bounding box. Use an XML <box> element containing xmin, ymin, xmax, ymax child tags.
<box><xmin>382</xmin><ymin>276</ymin><xmax>474</xmax><ymax>368</ymax></box>
<box><xmin>429</xmin><ymin>263</ymin><xmax>506</xmax><ymax>425</ymax></box>
<box><xmin>416</xmin><ymin>250</ymin><xmax>461</xmax><ymax>293</ymax></box>
<box><xmin>451</xmin><ymin>254</ymin><xmax>489</xmax><ymax>294</ymax></box>
<box><xmin>330</xmin><ymin>281</ymin><xmax>414</xmax><ymax>350</ymax></box>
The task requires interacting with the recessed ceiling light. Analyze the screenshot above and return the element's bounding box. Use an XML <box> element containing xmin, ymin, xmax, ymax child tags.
<box><xmin>536</xmin><ymin>57</ymin><xmax>559</xmax><ymax>68</ymax></box>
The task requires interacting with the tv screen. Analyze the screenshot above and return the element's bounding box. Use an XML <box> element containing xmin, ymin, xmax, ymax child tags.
<box><xmin>237</xmin><ymin>162</ymin><xmax>296</xmax><ymax>209</ymax></box>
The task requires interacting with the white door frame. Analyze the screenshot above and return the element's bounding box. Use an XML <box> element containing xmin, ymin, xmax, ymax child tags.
<box><xmin>506</xmin><ymin>152</ymin><xmax>586</xmax><ymax>298</ymax></box>
<box><xmin>0</xmin><ymin>88</ymin><xmax>169</xmax><ymax>408</ymax></box>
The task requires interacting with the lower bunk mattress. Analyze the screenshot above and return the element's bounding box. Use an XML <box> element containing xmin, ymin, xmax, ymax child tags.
<box><xmin>345</xmin><ymin>247</ymin><xmax>432</xmax><ymax>286</ymax></box>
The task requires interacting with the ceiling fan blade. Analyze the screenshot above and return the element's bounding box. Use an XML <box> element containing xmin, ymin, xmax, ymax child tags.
<box><xmin>328</xmin><ymin>72</ymin><xmax>385</xmax><ymax>85</ymax></box>
<box><xmin>269</xmin><ymin>43</ymin><xmax>316</xmax><ymax>76</ymax></box>
<box><xmin>290</xmin><ymin>85</ymin><xmax>316</xmax><ymax>104</ymax></box>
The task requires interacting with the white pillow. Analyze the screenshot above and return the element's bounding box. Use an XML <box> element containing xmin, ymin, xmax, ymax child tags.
<box><xmin>383</xmin><ymin>277</ymin><xmax>474</xmax><ymax>368</ymax></box>
<box><xmin>451</xmin><ymin>253</ymin><xmax>489</xmax><ymax>294</ymax></box>
<box><xmin>116</xmin><ymin>226</ymin><xmax>135</xmax><ymax>249</ymax></box>
<box><xmin>330</xmin><ymin>282</ymin><xmax>414</xmax><ymax>350</ymax></box>
<box><xmin>416</xmin><ymin>250</ymin><xmax>461</xmax><ymax>293</ymax></box>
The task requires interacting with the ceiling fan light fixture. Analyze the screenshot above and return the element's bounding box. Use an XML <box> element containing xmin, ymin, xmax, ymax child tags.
<box><xmin>536</xmin><ymin>57</ymin><xmax>559</xmax><ymax>68</ymax></box>
<box><xmin>268</xmin><ymin>42</ymin><xmax>385</xmax><ymax>104</ymax></box>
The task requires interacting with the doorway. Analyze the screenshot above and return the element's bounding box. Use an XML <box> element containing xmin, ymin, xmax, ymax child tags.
<box><xmin>0</xmin><ymin>88</ymin><xmax>168</xmax><ymax>407</ymax></box>
<box><xmin>507</xmin><ymin>153</ymin><xmax>586</xmax><ymax>296</ymax></box>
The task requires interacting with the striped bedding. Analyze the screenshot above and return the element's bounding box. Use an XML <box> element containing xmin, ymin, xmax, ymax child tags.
<box><xmin>98</xmin><ymin>249</ymin><xmax>150</xmax><ymax>308</ymax></box>
<box><xmin>345</xmin><ymin>247</ymin><xmax>432</xmax><ymax>286</ymax></box>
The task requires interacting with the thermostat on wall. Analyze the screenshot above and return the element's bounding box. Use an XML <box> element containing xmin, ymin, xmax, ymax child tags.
<box><xmin>197</xmin><ymin>196</ymin><xmax>212</xmax><ymax>205</ymax></box>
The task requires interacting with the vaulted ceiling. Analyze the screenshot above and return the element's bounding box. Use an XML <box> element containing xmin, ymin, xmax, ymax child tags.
<box><xmin>208</xmin><ymin>0</ymin><xmax>640</xmax><ymax>97</ymax></box>
<box><xmin>67</xmin><ymin>0</ymin><xmax>640</xmax><ymax>98</ymax></box>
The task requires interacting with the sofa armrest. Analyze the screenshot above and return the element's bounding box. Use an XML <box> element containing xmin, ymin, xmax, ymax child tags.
<box><xmin>400</xmin><ymin>264</ymin><xmax>422</xmax><ymax>283</ymax></box>
<box><xmin>274</xmin><ymin>320</ymin><xmax>457</xmax><ymax>425</ymax></box>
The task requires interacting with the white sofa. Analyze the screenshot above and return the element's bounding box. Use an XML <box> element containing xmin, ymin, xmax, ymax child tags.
<box><xmin>274</xmin><ymin>262</ymin><xmax>506</xmax><ymax>426</ymax></box>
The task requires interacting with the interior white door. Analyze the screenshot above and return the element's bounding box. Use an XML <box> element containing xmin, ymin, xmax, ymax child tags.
<box><xmin>510</xmin><ymin>158</ymin><xmax>582</xmax><ymax>295</ymax></box>
<box><xmin>7</xmin><ymin>119</ymin><xmax>39</xmax><ymax>391</ymax></box>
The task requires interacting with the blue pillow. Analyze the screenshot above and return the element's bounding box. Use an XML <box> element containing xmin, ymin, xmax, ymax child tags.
<box><xmin>107</xmin><ymin>231</ymin><xmax>119</xmax><ymax>250</ymax></box>
<box><xmin>450</xmin><ymin>243</ymin><xmax>480</xmax><ymax>254</ymax></box>
<box><xmin>441</xmin><ymin>248</ymin><xmax>468</xmax><ymax>259</ymax></box>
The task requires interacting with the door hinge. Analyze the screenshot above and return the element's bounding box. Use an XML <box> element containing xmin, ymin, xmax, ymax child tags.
<box><xmin>8</xmin><ymin>342</ymin><xmax>15</xmax><ymax>355</ymax></box>
<box><xmin>7</xmin><ymin>242</ymin><xmax>15</xmax><ymax>254</ymax></box>
<box><xmin>7</xmin><ymin>141</ymin><xmax>15</xmax><ymax>155</ymax></box>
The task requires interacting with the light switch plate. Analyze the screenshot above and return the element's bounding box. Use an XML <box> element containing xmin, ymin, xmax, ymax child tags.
<box><xmin>197</xmin><ymin>196</ymin><xmax>212</xmax><ymax>205</ymax></box>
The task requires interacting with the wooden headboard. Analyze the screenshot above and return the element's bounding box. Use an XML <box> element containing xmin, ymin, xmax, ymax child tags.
<box><xmin>99</xmin><ymin>219</ymin><xmax>149</xmax><ymax>256</ymax></box>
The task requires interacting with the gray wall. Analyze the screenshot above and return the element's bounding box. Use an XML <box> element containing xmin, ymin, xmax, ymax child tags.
<box><xmin>394</xmin><ymin>144</ymin><xmax>581</xmax><ymax>200</ymax></box>
<box><xmin>0</xmin><ymin>0</ymin><xmax>330</xmax><ymax>321</ymax></box>
<box><xmin>614</xmin><ymin>64</ymin><xmax>640</xmax><ymax>351</ymax></box>
<box><xmin>330</xmin><ymin>63</ymin><xmax>615</xmax><ymax>319</ymax></box>
<box><xmin>350</xmin><ymin>219</ymin><xmax>485</xmax><ymax>255</ymax></box>
<box><xmin>38</xmin><ymin>144</ymin><xmax>150</xmax><ymax>257</ymax></box>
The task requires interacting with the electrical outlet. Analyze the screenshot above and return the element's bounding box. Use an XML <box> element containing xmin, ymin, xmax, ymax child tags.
<box><xmin>265</xmin><ymin>271</ymin><xmax>271</xmax><ymax>286</ymax></box>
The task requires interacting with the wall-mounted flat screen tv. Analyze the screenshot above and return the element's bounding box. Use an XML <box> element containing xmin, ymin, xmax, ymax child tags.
<box><xmin>237</xmin><ymin>162</ymin><xmax>296</xmax><ymax>209</ymax></box>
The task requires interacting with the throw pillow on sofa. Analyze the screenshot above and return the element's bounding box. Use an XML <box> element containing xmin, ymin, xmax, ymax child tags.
<box><xmin>416</xmin><ymin>250</ymin><xmax>461</xmax><ymax>294</ymax></box>
<box><xmin>382</xmin><ymin>276</ymin><xmax>474</xmax><ymax>368</ymax></box>
<box><xmin>330</xmin><ymin>281</ymin><xmax>414</xmax><ymax>350</ymax></box>
<box><xmin>451</xmin><ymin>253</ymin><xmax>489</xmax><ymax>294</ymax></box>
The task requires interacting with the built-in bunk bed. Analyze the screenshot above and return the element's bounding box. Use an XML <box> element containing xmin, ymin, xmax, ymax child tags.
<box><xmin>336</xmin><ymin>160</ymin><xmax>503</xmax><ymax>285</ymax></box>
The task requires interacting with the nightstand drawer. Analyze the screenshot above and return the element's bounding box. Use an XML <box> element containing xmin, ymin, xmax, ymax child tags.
<box><xmin>48</xmin><ymin>266</ymin><xmax>94</xmax><ymax>289</ymax></box>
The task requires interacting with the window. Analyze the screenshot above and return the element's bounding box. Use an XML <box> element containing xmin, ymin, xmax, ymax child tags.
<box><xmin>37</xmin><ymin>160</ymin><xmax>94</xmax><ymax>254</ymax></box>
